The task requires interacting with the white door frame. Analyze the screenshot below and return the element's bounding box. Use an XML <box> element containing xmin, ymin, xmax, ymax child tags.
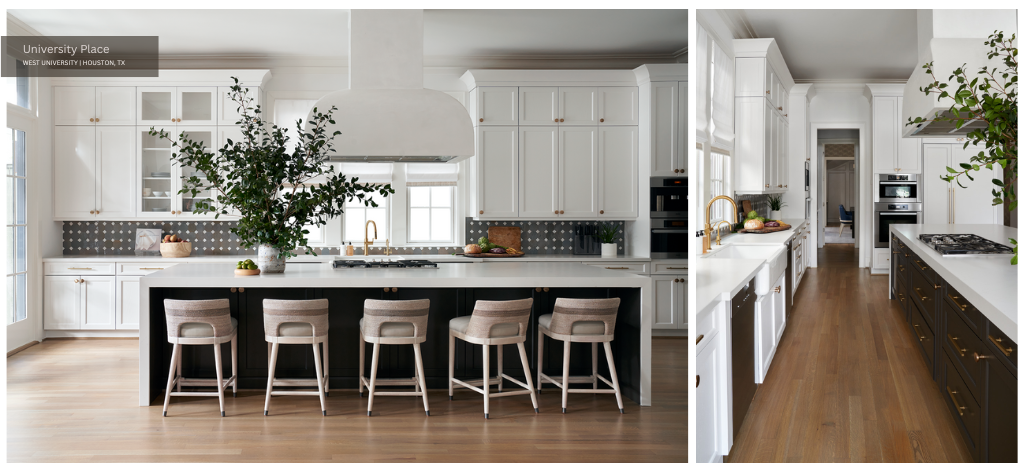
<box><xmin>6</xmin><ymin>103</ymin><xmax>42</xmax><ymax>352</ymax></box>
<box><xmin>809</xmin><ymin>123</ymin><xmax>869</xmax><ymax>268</ymax></box>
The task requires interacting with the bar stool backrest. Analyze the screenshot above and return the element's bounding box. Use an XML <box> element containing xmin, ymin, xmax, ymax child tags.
<box><xmin>164</xmin><ymin>299</ymin><xmax>233</xmax><ymax>338</ymax></box>
<box><xmin>363</xmin><ymin>299</ymin><xmax>430</xmax><ymax>338</ymax></box>
<box><xmin>467</xmin><ymin>298</ymin><xmax>534</xmax><ymax>338</ymax></box>
<box><xmin>550</xmin><ymin>298</ymin><xmax>620</xmax><ymax>336</ymax></box>
<box><xmin>263</xmin><ymin>298</ymin><xmax>330</xmax><ymax>337</ymax></box>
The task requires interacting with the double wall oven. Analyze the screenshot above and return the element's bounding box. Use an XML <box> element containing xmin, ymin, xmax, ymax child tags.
<box><xmin>650</xmin><ymin>177</ymin><xmax>687</xmax><ymax>259</ymax></box>
<box><xmin>873</xmin><ymin>174</ymin><xmax>922</xmax><ymax>248</ymax></box>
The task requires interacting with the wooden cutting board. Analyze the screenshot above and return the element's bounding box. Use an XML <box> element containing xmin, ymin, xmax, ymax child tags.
<box><xmin>487</xmin><ymin>226</ymin><xmax>521</xmax><ymax>251</ymax></box>
<box><xmin>741</xmin><ymin>200</ymin><xmax>752</xmax><ymax>216</ymax></box>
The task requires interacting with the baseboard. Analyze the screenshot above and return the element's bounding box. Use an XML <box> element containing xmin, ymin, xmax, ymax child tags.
<box><xmin>43</xmin><ymin>330</ymin><xmax>140</xmax><ymax>339</ymax></box>
<box><xmin>7</xmin><ymin>340</ymin><xmax>39</xmax><ymax>357</ymax></box>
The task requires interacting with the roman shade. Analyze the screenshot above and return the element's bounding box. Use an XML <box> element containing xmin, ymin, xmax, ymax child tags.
<box><xmin>405</xmin><ymin>163</ymin><xmax>458</xmax><ymax>187</ymax></box>
<box><xmin>694</xmin><ymin>23</ymin><xmax>710</xmax><ymax>144</ymax></box>
<box><xmin>710</xmin><ymin>41</ymin><xmax>735</xmax><ymax>151</ymax></box>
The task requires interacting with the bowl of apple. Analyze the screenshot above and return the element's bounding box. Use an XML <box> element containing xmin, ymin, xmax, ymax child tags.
<box><xmin>159</xmin><ymin>234</ymin><xmax>192</xmax><ymax>258</ymax></box>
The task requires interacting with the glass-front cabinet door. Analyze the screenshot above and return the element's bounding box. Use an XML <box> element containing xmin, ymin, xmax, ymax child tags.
<box><xmin>137</xmin><ymin>87</ymin><xmax>176</xmax><ymax>127</ymax></box>
<box><xmin>137</xmin><ymin>126</ymin><xmax>176</xmax><ymax>218</ymax></box>
<box><xmin>177</xmin><ymin>87</ymin><xmax>218</xmax><ymax>125</ymax></box>
<box><xmin>176</xmin><ymin>127</ymin><xmax>218</xmax><ymax>217</ymax></box>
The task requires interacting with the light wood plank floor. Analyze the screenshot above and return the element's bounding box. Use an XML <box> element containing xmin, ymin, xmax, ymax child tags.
<box><xmin>726</xmin><ymin>244</ymin><xmax>972</xmax><ymax>462</ymax></box>
<box><xmin>7</xmin><ymin>336</ymin><xmax>685</xmax><ymax>462</ymax></box>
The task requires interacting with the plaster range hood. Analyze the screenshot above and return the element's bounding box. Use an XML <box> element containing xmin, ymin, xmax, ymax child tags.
<box><xmin>310</xmin><ymin>10</ymin><xmax>474</xmax><ymax>163</ymax></box>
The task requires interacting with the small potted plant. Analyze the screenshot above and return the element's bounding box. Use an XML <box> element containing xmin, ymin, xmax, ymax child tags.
<box><xmin>767</xmin><ymin>194</ymin><xmax>786</xmax><ymax>221</ymax></box>
<box><xmin>598</xmin><ymin>223</ymin><xmax>622</xmax><ymax>258</ymax></box>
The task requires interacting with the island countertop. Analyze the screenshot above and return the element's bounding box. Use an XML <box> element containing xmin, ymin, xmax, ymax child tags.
<box><xmin>891</xmin><ymin>224</ymin><xmax>1017</xmax><ymax>342</ymax></box>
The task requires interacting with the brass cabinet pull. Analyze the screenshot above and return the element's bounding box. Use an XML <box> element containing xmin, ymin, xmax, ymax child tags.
<box><xmin>536</xmin><ymin>287</ymin><xmax>542</xmax><ymax>292</ymax></box>
<box><xmin>947</xmin><ymin>334</ymin><xmax>967</xmax><ymax>357</ymax></box>
<box><xmin>230</xmin><ymin>287</ymin><xmax>237</xmax><ymax>292</ymax></box>
<box><xmin>914</xmin><ymin>287</ymin><xmax>928</xmax><ymax>302</ymax></box>
<box><xmin>898</xmin><ymin>292</ymin><xmax>906</xmax><ymax>303</ymax></box>
<box><xmin>946</xmin><ymin>386</ymin><xmax>967</xmax><ymax>416</ymax></box>
<box><xmin>973</xmin><ymin>352</ymin><xmax>992</xmax><ymax>362</ymax></box>
<box><xmin>773</xmin><ymin>286</ymin><xmax>781</xmax><ymax>293</ymax></box>
<box><xmin>681</xmin><ymin>278</ymin><xmax>685</xmax><ymax>283</ymax></box>
<box><xmin>383</xmin><ymin>288</ymin><xmax>390</xmax><ymax>292</ymax></box>
<box><xmin>778</xmin><ymin>106</ymin><xmax>783</xmax><ymax>110</ymax></box>
<box><xmin>696</xmin><ymin>375</ymin><xmax>700</xmax><ymax>388</ymax></box>
<box><xmin>238</xmin><ymin>287</ymin><xmax>245</xmax><ymax>293</ymax></box>
<box><xmin>600</xmin><ymin>118</ymin><xmax>605</xmax><ymax>122</ymax></box>
<box><xmin>559</xmin><ymin>118</ymin><xmax>564</xmax><ymax>122</ymax></box>
<box><xmin>988</xmin><ymin>335</ymin><xmax>1014</xmax><ymax>357</ymax></box>
<box><xmin>604</xmin><ymin>267</ymin><xmax>629</xmax><ymax>270</ymax></box>
<box><xmin>479</xmin><ymin>210</ymin><xmax>484</xmax><ymax>215</ymax></box>
<box><xmin>139</xmin><ymin>267</ymin><xmax>164</xmax><ymax>270</ymax></box>
<box><xmin>543</xmin><ymin>287</ymin><xmax>549</xmax><ymax>292</ymax></box>
<box><xmin>600</xmin><ymin>210</ymin><xmax>604</xmax><ymax>214</ymax></box>
<box><xmin>766</xmin><ymin>90</ymin><xmax>771</xmax><ymax>94</ymax></box>
<box><xmin>391</xmin><ymin>288</ymin><xmax>398</xmax><ymax>292</ymax></box>
<box><xmin>898</xmin><ymin>265</ymin><xmax>905</xmax><ymax>272</ymax></box>
<box><xmin>479</xmin><ymin>118</ymin><xmax>484</xmax><ymax>122</ymax></box>
<box><xmin>912</xmin><ymin>324</ymin><xmax>926</xmax><ymax>341</ymax></box>
<box><xmin>67</xmin><ymin>267</ymin><xmax>94</xmax><ymax>270</ymax></box>
<box><xmin>666</xmin><ymin>267</ymin><xmax>686</xmax><ymax>270</ymax></box>
<box><xmin>89</xmin><ymin>118</ymin><xmax>95</xmax><ymax>122</ymax></box>
<box><xmin>696</xmin><ymin>334</ymin><xmax>704</xmax><ymax>345</ymax></box>
<box><xmin>913</xmin><ymin>259</ymin><xmax>928</xmax><ymax>271</ymax></box>
<box><xmin>933</xmin><ymin>283</ymin><xmax>941</xmax><ymax>290</ymax></box>
<box><xmin>674</xmin><ymin>278</ymin><xmax>679</xmax><ymax>282</ymax></box>
<box><xmin>948</xmin><ymin>294</ymin><xmax>968</xmax><ymax>311</ymax></box>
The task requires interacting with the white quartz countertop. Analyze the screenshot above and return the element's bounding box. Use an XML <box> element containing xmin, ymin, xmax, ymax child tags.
<box><xmin>45</xmin><ymin>254</ymin><xmax>653</xmax><ymax>263</ymax></box>
<box><xmin>140</xmin><ymin>261</ymin><xmax>651</xmax><ymax>289</ymax></box>
<box><xmin>716</xmin><ymin>219</ymin><xmax>806</xmax><ymax>245</ymax></box>
<box><xmin>892</xmin><ymin>224</ymin><xmax>1018</xmax><ymax>342</ymax></box>
<box><xmin>696</xmin><ymin>259</ymin><xmax>763</xmax><ymax>317</ymax></box>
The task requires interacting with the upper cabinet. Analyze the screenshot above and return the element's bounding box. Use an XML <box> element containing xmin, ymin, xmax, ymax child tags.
<box><xmin>471</xmin><ymin>86</ymin><xmax>518</xmax><ymax>126</ymax></box>
<box><xmin>519</xmin><ymin>86</ymin><xmax>638</xmax><ymax>126</ymax></box>
<box><xmin>869</xmin><ymin>88</ymin><xmax>922</xmax><ymax>174</ymax></box>
<box><xmin>733</xmin><ymin>40</ymin><xmax>793</xmax><ymax>194</ymax></box>
<box><xmin>54</xmin><ymin>86</ymin><xmax>136</xmax><ymax>126</ymax></box>
<box><xmin>53</xmin><ymin>126</ymin><xmax>136</xmax><ymax>219</ymax></box>
<box><xmin>650</xmin><ymin>81</ymin><xmax>683</xmax><ymax>177</ymax></box>
<box><xmin>138</xmin><ymin>87</ymin><xmax>218</xmax><ymax>126</ymax></box>
<box><xmin>474</xmin><ymin>126</ymin><xmax>520</xmax><ymax>218</ymax></box>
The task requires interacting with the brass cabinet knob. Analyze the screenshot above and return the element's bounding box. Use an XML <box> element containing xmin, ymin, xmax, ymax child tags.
<box><xmin>89</xmin><ymin>210</ymin><xmax>95</xmax><ymax>214</ymax></box>
<box><xmin>784</xmin><ymin>185</ymin><xmax>788</xmax><ymax>188</ymax></box>
<box><xmin>674</xmin><ymin>278</ymin><xmax>679</xmax><ymax>283</ymax></box>
<box><xmin>384</xmin><ymin>288</ymin><xmax>390</xmax><ymax>292</ymax></box>
<box><xmin>600</xmin><ymin>118</ymin><xmax>605</xmax><ymax>122</ymax></box>
<box><xmin>600</xmin><ymin>210</ymin><xmax>604</xmax><ymax>214</ymax></box>
<box><xmin>95</xmin><ymin>118</ymin><xmax>99</xmax><ymax>123</ymax></box>
<box><xmin>230</xmin><ymin>287</ymin><xmax>237</xmax><ymax>292</ymax></box>
<box><xmin>681</xmin><ymin>278</ymin><xmax>685</xmax><ymax>283</ymax></box>
<box><xmin>479</xmin><ymin>210</ymin><xmax>484</xmax><ymax>215</ymax></box>
<box><xmin>560</xmin><ymin>210</ymin><xmax>564</xmax><ymax>214</ymax></box>
<box><xmin>559</xmin><ymin>118</ymin><xmax>564</xmax><ymax>122</ymax></box>
<box><xmin>89</xmin><ymin>118</ymin><xmax>95</xmax><ymax>122</ymax></box>
<box><xmin>778</xmin><ymin>107</ymin><xmax>783</xmax><ymax>111</ymax></box>
<box><xmin>391</xmin><ymin>288</ymin><xmax>398</xmax><ymax>292</ymax></box>
<box><xmin>774</xmin><ymin>286</ymin><xmax>781</xmax><ymax>293</ymax></box>
<box><xmin>239</xmin><ymin>287</ymin><xmax>245</xmax><ymax>293</ymax></box>
<box><xmin>766</xmin><ymin>90</ymin><xmax>771</xmax><ymax>94</ymax></box>
<box><xmin>543</xmin><ymin>287</ymin><xmax>549</xmax><ymax>292</ymax></box>
<box><xmin>784</xmin><ymin>114</ymin><xmax>788</xmax><ymax>117</ymax></box>
<box><xmin>554</xmin><ymin>211</ymin><xmax>559</xmax><ymax>215</ymax></box>
<box><xmin>681</xmin><ymin>169</ymin><xmax>685</xmax><ymax>173</ymax></box>
<box><xmin>479</xmin><ymin>118</ymin><xmax>484</xmax><ymax>122</ymax></box>
<box><xmin>974</xmin><ymin>352</ymin><xmax>992</xmax><ymax>362</ymax></box>
<box><xmin>766</xmin><ymin>184</ymin><xmax>770</xmax><ymax>188</ymax></box>
<box><xmin>536</xmin><ymin>287</ymin><xmax>542</xmax><ymax>292</ymax></box>
<box><xmin>554</xmin><ymin>119</ymin><xmax>559</xmax><ymax>123</ymax></box>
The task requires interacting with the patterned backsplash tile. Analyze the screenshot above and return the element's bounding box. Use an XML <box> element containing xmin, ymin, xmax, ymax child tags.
<box><xmin>465</xmin><ymin>218</ymin><xmax>625</xmax><ymax>255</ymax></box>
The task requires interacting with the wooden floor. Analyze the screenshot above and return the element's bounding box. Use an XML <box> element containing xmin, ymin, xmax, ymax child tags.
<box><xmin>726</xmin><ymin>244</ymin><xmax>972</xmax><ymax>462</ymax></box>
<box><xmin>7</xmin><ymin>336</ymin><xmax>685</xmax><ymax>462</ymax></box>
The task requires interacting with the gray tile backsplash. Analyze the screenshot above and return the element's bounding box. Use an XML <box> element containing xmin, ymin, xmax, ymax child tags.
<box><xmin>466</xmin><ymin>218</ymin><xmax>625</xmax><ymax>255</ymax></box>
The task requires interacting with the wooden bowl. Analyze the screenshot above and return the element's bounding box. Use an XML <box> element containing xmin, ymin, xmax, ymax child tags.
<box><xmin>234</xmin><ymin>268</ymin><xmax>261</xmax><ymax>276</ymax></box>
<box><xmin>160</xmin><ymin>242</ymin><xmax>192</xmax><ymax>258</ymax></box>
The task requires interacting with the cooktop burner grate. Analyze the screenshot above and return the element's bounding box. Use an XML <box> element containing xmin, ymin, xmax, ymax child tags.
<box><xmin>918</xmin><ymin>234</ymin><xmax>1014</xmax><ymax>256</ymax></box>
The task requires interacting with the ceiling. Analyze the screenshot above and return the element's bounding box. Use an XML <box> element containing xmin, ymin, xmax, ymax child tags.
<box><xmin>8</xmin><ymin>9</ymin><xmax>686</xmax><ymax>64</ymax></box>
<box><xmin>736</xmin><ymin>9</ymin><xmax>918</xmax><ymax>82</ymax></box>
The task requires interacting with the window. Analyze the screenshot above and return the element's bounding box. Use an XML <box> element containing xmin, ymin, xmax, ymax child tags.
<box><xmin>6</xmin><ymin>61</ymin><xmax>29</xmax><ymax>109</ymax></box>
<box><xmin>408</xmin><ymin>186</ymin><xmax>454</xmax><ymax>243</ymax></box>
<box><xmin>7</xmin><ymin>128</ymin><xmax>27</xmax><ymax>324</ymax></box>
<box><xmin>708</xmin><ymin>150</ymin><xmax>730</xmax><ymax>225</ymax></box>
<box><xmin>344</xmin><ymin>196</ymin><xmax>389</xmax><ymax>244</ymax></box>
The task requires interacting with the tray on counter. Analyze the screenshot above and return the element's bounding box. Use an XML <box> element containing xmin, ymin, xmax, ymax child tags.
<box><xmin>460</xmin><ymin>253</ymin><xmax>525</xmax><ymax>258</ymax></box>
<box><xmin>738</xmin><ymin>223</ymin><xmax>792</xmax><ymax>234</ymax></box>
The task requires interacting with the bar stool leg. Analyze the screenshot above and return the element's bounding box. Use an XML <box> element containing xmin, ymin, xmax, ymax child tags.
<box><xmin>367</xmin><ymin>342</ymin><xmax>380</xmax><ymax>416</ymax></box>
<box><xmin>517</xmin><ymin>342</ymin><xmax>539</xmax><ymax>413</ymax></box>
<box><xmin>448</xmin><ymin>332</ymin><xmax>455</xmax><ymax>400</ymax></box>
<box><xmin>358</xmin><ymin>336</ymin><xmax>365</xmax><ymax>397</ymax></box>
<box><xmin>322</xmin><ymin>338</ymin><xmax>329</xmax><ymax>397</ymax></box>
<box><xmin>176</xmin><ymin>345</ymin><xmax>183</xmax><ymax>393</ymax></box>
<box><xmin>163</xmin><ymin>343</ymin><xmax>180</xmax><ymax>417</ymax></box>
<box><xmin>311</xmin><ymin>340</ymin><xmax>327</xmax><ymax>416</ymax></box>
<box><xmin>482</xmin><ymin>344</ymin><xmax>490</xmax><ymax>419</ymax></box>
<box><xmin>497</xmin><ymin>344</ymin><xmax>503</xmax><ymax>393</ymax></box>
<box><xmin>413</xmin><ymin>343</ymin><xmax>430</xmax><ymax>416</ymax></box>
<box><xmin>264</xmin><ymin>341</ymin><xmax>279</xmax><ymax>415</ymax></box>
<box><xmin>592</xmin><ymin>342</ymin><xmax>599</xmax><ymax>390</ymax></box>
<box><xmin>536</xmin><ymin>330</ymin><xmax>544</xmax><ymax>394</ymax></box>
<box><xmin>213</xmin><ymin>341</ymin><xmax>225</xmax><ymax>417</ymax></box>
<box><xmin>603</xmin><ymin>341</ymin><xmax>624</xmax><ymax>414</ymax></box>
<box><xmin>231</xmin><ymin>335</ymin><xmax>238</xmax><ymax>397</ymax></box>
<box><xmin>561</xmin><ymin>340</ymin><xmax>571</xmax><ymax>413</ymax></box>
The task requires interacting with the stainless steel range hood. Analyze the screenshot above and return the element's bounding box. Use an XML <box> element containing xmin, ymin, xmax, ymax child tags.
<box><xmin>310</xmin><ymin>10</ymin><xmax>474</xmax><ymax>163</ymax></box>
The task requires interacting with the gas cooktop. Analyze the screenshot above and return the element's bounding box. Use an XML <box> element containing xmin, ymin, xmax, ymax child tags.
<box><xmin>331</xmin><ymin>259</ymin><xmax>439</xmax><ymax>269</ymax></box>
<box><xmin>918</xmin><ymin>234</ymin><xmax>1015</xmax><ymax>256</ymax></box>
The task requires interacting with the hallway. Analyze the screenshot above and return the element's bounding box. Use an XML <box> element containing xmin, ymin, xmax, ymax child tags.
<box><xmin>726</xmin><ymin>244</ymin><xmax>972</xmax><ymax>462</ymax></box>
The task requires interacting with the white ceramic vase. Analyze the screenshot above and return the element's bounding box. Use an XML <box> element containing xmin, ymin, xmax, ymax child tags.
<box><xmin>257</xmin><ymin>244</ymin><xmax>286</xmax><ymax>273</ymax></box>
<box><xmin>601</xmin><ymin>243</ymin><xmax>618</xmax><ymax>258</ymax></box>
<box><xmin>770</xmin><ymin>210</ymin><xmax>781</xmax><ymax>221</ymax></box>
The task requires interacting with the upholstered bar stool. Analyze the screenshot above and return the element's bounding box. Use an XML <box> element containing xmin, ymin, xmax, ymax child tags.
<box><xmin>448</xmin><ymin>298</ymin><xmax>539</xmax><ymax>419</ymax></box>
<box><xmin>359</xmin><ymin>299</ymin><xmax>431</xmax><ymax>416</ymax></box>
<box><xmin>263</xmin><ymin>299</ymin><xmax>330</xmax><ymax>416</ymax></box>
<box><xmin>162</xmin><ymin>299</ymin><xmax>237</xmax><ymax>417</ymax></box>
<box><xmin>537</xmin><ymin>298</ymin><xmax>624</xmax><ymax>414</ymax></box>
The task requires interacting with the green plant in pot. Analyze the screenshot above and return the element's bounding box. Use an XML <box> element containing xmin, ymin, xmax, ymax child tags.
<box><xmin>150</xmin><ymin>78</ymin><xmax>394</xmax><ymax>273</ymax></box>
<box><xmin>766</xmin><ymin>194</ymin><xmax>787</xmax><ymax>220</ymax></box>
<box><xmin>598</xmin><ymin>222</ymin><xmax>622</xmax><ymax>258</ymax></box>
<box><xmin>908</xmin><ymin>31</ymin><xmax>1017</xmax><ymax>264</ymax></box>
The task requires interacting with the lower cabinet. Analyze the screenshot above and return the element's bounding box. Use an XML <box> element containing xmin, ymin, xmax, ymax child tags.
<box><xmin>652</xmin><ymin>274</ymin><xmax>686</xmax><ymax>330</ymax></box>
<box><xmin>755</xmin><ymin>272</ymin><xmax>786</xmax><ymax>383</ymax></box>
<box><xmin>695</xmin><ymin>330</ymin><xmax>723</xmax><ymax>463</ymax></box>
<box><xmin>116</xmin><ymin>276</ymin><xmax>141</xmax><ymax>329</ymax></box>
<box><xmin>43</xmin><ymin>275</ymin><xmax>116</xmax><ymax>330</ymax></box>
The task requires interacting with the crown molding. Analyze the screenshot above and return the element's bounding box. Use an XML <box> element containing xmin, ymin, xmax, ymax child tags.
<box><xmin>7</xmin><ymin>12</ymin><xmax>43</xmax><ymax>37</ymax></box>
<box><xmin>719</xmin><ymin>10</ymin><xmax>757</xmax><ymax>40</ymax></box>
<box><xmin>796</xmin><ymin>78</ymin><xmax>910</xmax><ymax>85</ymax></box>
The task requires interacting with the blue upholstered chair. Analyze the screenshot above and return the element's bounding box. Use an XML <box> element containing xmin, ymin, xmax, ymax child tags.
<box><xmin>838</xmin><ymin>205</ymin><xmax>854</xmax><ymax>238</ymax></box>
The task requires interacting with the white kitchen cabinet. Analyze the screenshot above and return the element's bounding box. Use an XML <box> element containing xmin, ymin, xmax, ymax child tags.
<box><xmin>652</xmin><ymin>275</ymin><xmax>686</xmax><ymax>330</ymax></box>
<box><xmin>922</xmin><ymin>143</ymin><xmax>1002</xmax><ymax>225</ymax></box>
<box><xmin>696</xmin><ymin>329</ymin><xmax>723</xmax><ymax>463</ymax></box>
<box><xmin>873</xmin><ymin>95</ymin><xmax>922</xmax><ymax>174</ymax></box>
<box><xmin>677</xmin><ymin>81</ymin><xmax>686</xmax><ymax>170</ymax></box>
<box><xmin>518</xmin><ymin>87</ymin><xmax>559</xmax><ymax>125</ymax></box>
<box><xmin>873</xmin><ymin>248</ymin><xmax>891</xmax><ymax>272</ymax></box>
<box><xmin>138</xmin><ymin>125</ymin><xmax>219</xmax><ymax>218</ymax></box>
<box><xmin>54</xmin><ymin>86</ymin><xmax>136</xmax><ymax>126</ymax></box>
<box><xmin>474</xmin><ymin>126</ymin><xmax>519</xmax><ymax>218</ymax></box>
<box><xmin>598</xmin><ymin>126</ymin><xmax>639</xmax><ymax>218</ymax></box>
<box><xmin>53</xmin><ymin>126</ymin><xmax>136</xmax><ymax>219</ymax></box>
<box><xmin>735</xmin><ymin>97</ymin><xmax>788</xmax><ymax>194</ymax></box>
<box><xmin>138</xmin><ymin>87</ymin><xmax>218</xmax><ymax>126</ymax></box>
<box><xmin>895</xmin><ymin>97</ymin><xmax>922</xmax><ymax>174</ymax></box>
<box><xmin>519</xmin><ymin>87</ymin><xmax>632</xmax><ymax>126</ymax></box>
<box><xmin>559</xmin><ymin>127</ymin><xmax>600</xmax><ymax>217</ymax></box>
<box><xmin>772</xmin><ymin>276</ymin><xmax>786</xmax><ymax>344</ymax></box>
<box><xmin>472</xmin><ymin>87</ymin><xmax>518</xmax><ymax>126</ymax></box>
<box><xmin>518</xmin><ymin>127</ymin><xmax>559</xmax><ymax>217</ymax></box>
<box><xmin>598</xmin><ymin>87</ymin><xmax>639</xmax><ymax>125</ymax></box>
<box><xmin>559</xmin><ymin>87</ymin><xmax>599</xmax><ymax>125</ymax></box>
<box><xmin>650</xmin><ymin>81</ymin><xmax>682</xmax><ymax>176</ymax></box>
<box><xmin>755</xmin><ymin>272</ymin><xmax>785</xmax><ymax>383</ymax></box>
<box><xmin>116</xmin><ymin>276</ymin><xmax>141</xmax><ymax>330</ymax></box>
<box><xmin>43</xmin><ymin>275</ymin><xmax>116</xmax><ymax>330</ymax></box>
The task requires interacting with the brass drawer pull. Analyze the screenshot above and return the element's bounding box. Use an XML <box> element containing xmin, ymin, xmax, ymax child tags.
<box><xmin>696</xmin><ymin>334</ymin><xmax>704</xmax><ymax>345</ymax></box>
<box><xmin>988</xmin><ymin>335</ymin><xmax>1014</xmax><ymax>357</ymax></box>
<box><xmin>948</xmin><ymin>294</ymin><xmax>968</xmax><ymax>311</ymax></box>
<box><xmin>666</xmin><ymin>267</ymin><xmax>686</xmax><ymax>270</ymax></box>
<box><xmin>973</xmin><ymin>352</ymin><xmax>992</xmax><ymax>362</ymax></box>
<box><xmin>139</xmin><ymin>267</ymin><xmax>165</xmax><ymax>270</ymax></box>
<box><xmin>946</xmin><ymin>386</ymin><xmax>967</xmax><ymax>416</ymax></box>
<box><xmin>913</xmin><ymin>259</ymin><xmax>929</xmax><ymax>271</ymax></box>
<box><xmin>66</xmin><ymin>267</ymin><xmax>94</xmax><ymax>270</ymax></box>
<box><xmin>933</xmin><ymin>283</ymin><xmax>941</xmax><ymax>290</ymax></box>
<box><xmin>912</xmin><ymin>324</ymin><xmax>926</xmax><ymax>341</ymax></box>
<box><xmin>947</xmin><ymin>334</ymin><xmax>967</xmax><ymax>357</ymax></box>
<box><xmin>604</xmin><ymin>267</ymin><xmax>629</xmax><ymax>270</ymax></box>
<box><xmin>914</xmin><ymin>287</ymin><xmax>928</xmax><ymax>302</ymax></box>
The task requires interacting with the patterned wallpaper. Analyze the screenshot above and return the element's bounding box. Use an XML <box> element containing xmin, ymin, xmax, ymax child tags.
<box><xmin>824</xmin><ymin>143</ymin><xmax>856</xmax><ymax>157</ymax></box>
<box><xmin>465</xmin><ymin>218</ymin><xmax>625</xmax><ymax>255</ymax></box>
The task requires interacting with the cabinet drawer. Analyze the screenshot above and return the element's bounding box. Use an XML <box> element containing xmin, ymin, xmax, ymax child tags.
<box><xmin>45</xmin><ymin>262</ymin><xmax>116</xmax><ymax>276</ymax></box>
<box><xmin>895</xmin><ymin>277</ymin><xmax>910</xmax><ymax>322</ymax></box>
<box><xmin>945</xmin><ymin>283</ymin><xmax>983</xmax><ymax>335</ymax></box>
<box><xmin>582</xmin><ymin>261</ymin><xmax>648</xmax><ymax>274</ymax></box>
<box><xmin>943</xmin><ymin>300</ymin><xmax>986</xmax><ymax>399</ymax></box>
<box><xmin>985</xmin><ymin>321</ymin><xmax>1017</xmax><ymax>375</ymax></box>
<box><xmin>909</xmin><ymin>300</ymin><xmax>934</xmax><ymax>370</ymax></box>
<box><xmin>909</xmin><ymin>263</ymin><xmax>938</xmax><ymax>331</ymax></box>
<box><xmin>907</xmin><ymin>252</ymin><xmax>936</xmax><ymax>285</ymax></box>
<box><xmin>941</xmin><ymin>352</ymin><xmax>982</xmax><ymax>461</ymax></box>
<box><xmin>117</xmin><ymin>262</ymin><xmax>179</xmax><ymax>276</ymax></box>
<box><xmin>894</xmin><ymin>250</ymin><xmax>908</xmax><ymax>283</ymax></box>
<box><xmin>695</xmin><ymin>305</ymin><xmax>719</xmax><ymax>353</ymax></box>
<box><xmin>651</xmin><ymin>261</ymin><xmax>687</xmax><ymax>274</ymax></box>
